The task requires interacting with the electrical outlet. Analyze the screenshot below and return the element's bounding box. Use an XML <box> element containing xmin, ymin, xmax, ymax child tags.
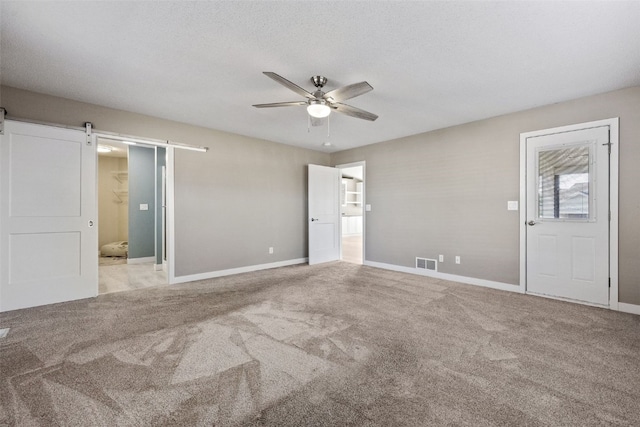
<box><xmin>439</xmin><ymin>254</ymin><xmax>444</xmax><ymax>262</ymax></box>
<box><xmin>268</xmin><ymin>247</ymin><xmax>274</xmax><ymax>254</ymax></box>
<box><xmin>455</xmin><ymin>256</ymin><xmax>461</xmax><ymax>264</ymax></box>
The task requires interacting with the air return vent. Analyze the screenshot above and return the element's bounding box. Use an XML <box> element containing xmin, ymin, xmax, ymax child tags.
<box><xmin>416</xmin><ymin>257</ymin><xmax>437</xmax><ymax>271</ymax></box>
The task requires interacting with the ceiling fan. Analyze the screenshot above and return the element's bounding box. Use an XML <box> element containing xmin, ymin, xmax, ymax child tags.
<box><xmin>253</xmin><ymin>72</ymin><xmax>378</xmax><ymax>122</ymax></box>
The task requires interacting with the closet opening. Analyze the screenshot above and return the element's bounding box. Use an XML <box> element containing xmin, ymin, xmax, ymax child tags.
<box><xmin>97</xmin><ymin>138</ymin><xmax>166</xmax><ymax>294</ymax></box>
<box><xmin>338</xmin><ymin>162</ymin><xmax>365</xmax><ymax>265</ymax></box>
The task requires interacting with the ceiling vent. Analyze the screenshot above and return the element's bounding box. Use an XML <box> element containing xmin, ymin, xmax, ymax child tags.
<box><xmin>416</xmin><ymin>257</ymin><xmax>437</xmax><ymax>271</ymax></box>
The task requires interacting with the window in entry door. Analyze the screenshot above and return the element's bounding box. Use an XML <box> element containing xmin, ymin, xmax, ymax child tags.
<box><xmin>537</xmin><ymin>144</ymin><xmax>592</xmax><ymax>220</ymax></box>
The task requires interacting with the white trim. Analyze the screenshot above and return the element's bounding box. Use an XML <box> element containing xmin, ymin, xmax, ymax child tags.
<box><xmin>154</xmin><ymin>147</ymin><xmax>159</xmax><ymax>274</ymax></box>
<box><xmin>154</xmin><ymin>264</ymin><xmax>163</xmax><ymax>271</ymax></box>
<box><xmin>617</xmin><ymin>302</ymin><xmax>640</xmax><ymax>316</ymax></box>
<box><xmin>364</xmin><ymin>261</ymin><xmax>522</xmax><ymax>294</ymax></box>
<box><xmin>519</xmin><ymin>118</ymin><xmax>619</xmax><ymax>308</ymax></box>
<box><xmin>609</xmin><ymin>120</ymin><xmax>620</xmax><ymax>310</ymax></box>
<box><xmin>519</xmin><ymin>129</ymin><xmax>527</xmax><ymax>294</ymax></box>
<box><xmin>127</xmin><ymin>256</ymin><xmax>155</xmax><ymax>265</ymax></box>
<box><xmin>94</xmin><ymin>131</ymin><xmax>208</xmax><ymax>152</ymax></box>
<box><xmin>167</xmin><ymin>147</ymin><xmax>176</xmax><ymax>284</ymax></box>
<box><xmin>93</xmin><ymin>133</ymin><xmax>100</xmax><ymax>297</ymax></box>
<box><xmin>171</xmin><ymin>258</ymin><xmax>308</xmax><ymax>284</ymax></box>
<box><xmin>5</xmin><ymin>114</ymin><xmax>86</xmax><ymax>132</ymax></box>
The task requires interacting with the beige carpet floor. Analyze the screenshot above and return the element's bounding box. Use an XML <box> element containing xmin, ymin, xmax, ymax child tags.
<box><xmin>1</xmin><ymin>262</ymin><xmax>639</xmax><ymax>426</ymax></box>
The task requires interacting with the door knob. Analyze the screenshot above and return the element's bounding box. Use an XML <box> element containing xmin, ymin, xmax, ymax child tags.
<box><xmin>527</xmin><ymin>220</ymin><xmax>537</xmax><ymax>226</ymax></box>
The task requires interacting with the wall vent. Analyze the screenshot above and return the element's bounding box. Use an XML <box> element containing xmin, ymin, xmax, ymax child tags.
<box><xmin>416</xmin><ymin>257</ymin><xmax>437</xmax><ymax>271</ymax></box>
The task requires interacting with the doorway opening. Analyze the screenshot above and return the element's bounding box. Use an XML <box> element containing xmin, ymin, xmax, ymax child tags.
<box><xmin>97</xmin><ymin>138</ymin><xmax>167</xmax><ymax>294</ymax></box>
<box><xmin>338</xmin><ymin>162</ymin><xmax>365</xmax><ymax>265</ymax></box>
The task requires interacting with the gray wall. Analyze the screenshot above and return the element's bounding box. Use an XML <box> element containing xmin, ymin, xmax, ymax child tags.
<box><xmin>331</xmin><ymin>86</ymin><xmax>640</xmax><ymax>305</ymax></box>
<box><xmin>128</xmin><ymin>145</ymin><xmax>156</xmax><ymax>259</ymax></box>
<box><xmin>173</xmin><ymin>140</ymin><xmax>327</xmax><ymax>276</ymax></box>
<box><xmin>3</xmin><ymin>84</ymin><xmax>637</xmax><ymax>305</ymax></box>
<box><xmin>1</xmin><ymin>86</ymin><xmax>330</xmax><ymax>277</ymax></box>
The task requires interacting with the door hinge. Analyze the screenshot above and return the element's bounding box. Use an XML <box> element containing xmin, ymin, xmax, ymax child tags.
<box><xmin>85</xmin><ymin>122</ymin><xmax>93</xmax><ymax>145</ymax></box>
<box><xmin>602</xmin><ymin>129</ymin><xmax>612</xmax><ymax>154</ymax></box>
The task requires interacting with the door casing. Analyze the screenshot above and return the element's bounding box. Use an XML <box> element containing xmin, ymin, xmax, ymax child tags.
<box><xmin>519</xmin><ymin>118</ymin><xmax>619</xmax><ymax>309</ymax></box>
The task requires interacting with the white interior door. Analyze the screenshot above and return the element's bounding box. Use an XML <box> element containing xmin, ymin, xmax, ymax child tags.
<box><xmin>308</xmin><ymin>164</ymin><xmax>340</xmax><ymax>265</ymax></box>
<box><xmin>0</xmin><ymin>121</ymin><xmax>97</xmax><ymax>311</ymax></box>
<box><xmin>526</xmin><ymin>126</ymin><xmax>609</xmax><ymax>305</ymax></box>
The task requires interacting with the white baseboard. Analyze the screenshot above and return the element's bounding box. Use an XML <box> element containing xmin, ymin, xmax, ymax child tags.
<box><xmin>171</xmin><ymin>258</ymin><xmax>308</xmax><ymax>284</ymax></box>
<box><xmin>153</xmin><ymin>264</ymin><xmax>163</xmax><ymax>271</ymax></box>
<box><xmin>364</xmin><ymin>261</ymin><xmax>640</xmax><ymax>315</ymax></box>
<box><xmin>127</xmin><ymin>256</ymin><xmax>156</xmax><ymax>265</ymax></box>
<box><xmin>364</xmin><ymin>260</ymin><xmax>522</xmax><ymax>294</ymax></box>
<box><xmin>618</xmin><ymin>302</ymin><xmax>640</xmax><ymax>316</ymax></box>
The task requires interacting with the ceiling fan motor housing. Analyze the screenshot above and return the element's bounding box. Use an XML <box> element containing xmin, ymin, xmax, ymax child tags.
<box><xmin>312</xmin><ymin>76</ymin><xmax>327</xmax><ymax>88</ymax></box>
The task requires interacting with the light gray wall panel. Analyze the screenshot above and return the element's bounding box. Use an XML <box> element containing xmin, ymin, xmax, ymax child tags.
<box><xmin>173</xmin><ymin>138</ymin><xmax>327</xmax><ymax>276</ymax></box>
<box><xmin>332</xmin><ymin>86</ymin><xmax>640</xmax><ymax>305</ymax></box>
<box><xmin>128</xmin><ymin>145</ymin><xmax>156</xmax><ymax>259</ymax></box>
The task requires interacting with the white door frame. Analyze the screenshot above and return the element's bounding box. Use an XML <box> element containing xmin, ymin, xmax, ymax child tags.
<box><xmin>335</xmin><ymin>161</ymin><xmax>366</xmax><ymax>263</ymax></box>
<box><xmin>94</xmin><ymin>134</ymin><xmax>176</xmax><ymax>284</ymax></box>
<box><xmin>519</xmin><ymin>118</ymin><xmax>619</xmax><ymax>309</ymax></box>
<box><xmin>166</xmin><ymin>147</ymin><xmax>177</xmax><ymax>283</ymax></box>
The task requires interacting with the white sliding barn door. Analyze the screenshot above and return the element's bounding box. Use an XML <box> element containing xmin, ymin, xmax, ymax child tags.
<box><xmin>0</xmin><ymin>121</ymin><xmax>97</xmax><ymax>311</ymax></box>
<box><xmin>308</xmin><ymin>164</ymin><xmax>340</xmax><ymax>265</ymax></box>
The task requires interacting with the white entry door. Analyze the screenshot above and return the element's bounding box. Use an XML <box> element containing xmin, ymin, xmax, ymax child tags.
<box><xmin>308</xmin><ymin>164</ymin><xmax>340</xmax><ymax>265</ymax></box>
<box><xmin>0</xmin><ymin>121</ymin><xmax>97</xmax><ymax>311</ymax></box>
<box><xmin>525</xmin><ymin>125</ymin><xmax>609</xmax><ymax>305</ymax></box>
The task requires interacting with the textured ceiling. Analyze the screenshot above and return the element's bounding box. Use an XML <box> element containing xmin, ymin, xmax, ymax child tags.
<box><xmin>2</xmin><ymin>1</ymin><xmax>639</xmax><ymax>153</ymax></box>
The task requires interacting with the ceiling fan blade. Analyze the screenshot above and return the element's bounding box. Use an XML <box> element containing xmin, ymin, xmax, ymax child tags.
<box><xmin>332</xmin><ymin>103</ymin><xmax>378</xmax><ymax>121</ymax></box>
<box><xmin>263</xmin><ymin>72</ymin><xmax>315</xmax><ymax>100</ymax></box>
<box><xmin>324</xmin><ymin>81</ymin><xmax>373</xmax><ymax>103</ymax></box>
<box><xmin>253</xmin><ymin>101</ymin><xmax>307</xmax><ymax>108</ymax></box>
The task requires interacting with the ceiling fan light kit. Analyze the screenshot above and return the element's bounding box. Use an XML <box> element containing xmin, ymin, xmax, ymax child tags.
<box><xmin>307</xmin><ymin>99</ymin><xmax>331</xmax><ymax>118</ymax></box>
<box><xmin>253</xmin><ymin>72</ymin><xmax>378</xmax><ymax>122</ymax></box>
